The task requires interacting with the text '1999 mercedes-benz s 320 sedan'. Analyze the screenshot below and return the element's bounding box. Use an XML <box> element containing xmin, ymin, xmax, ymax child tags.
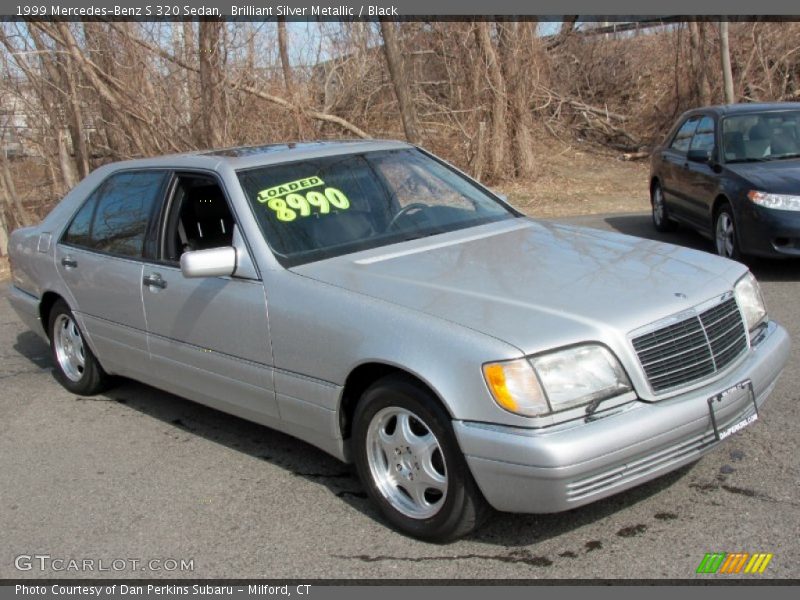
<box><xmin>8</xmin><ymin>141</ymin><xmax>790</xmax><ymax>541</ymax></box>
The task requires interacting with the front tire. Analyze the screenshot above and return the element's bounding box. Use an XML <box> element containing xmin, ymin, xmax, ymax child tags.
<box><xmin>714</xmin><ymin>204</ymin><xmax>742</xmax><ymax>261</ymax></box>
<box><xmin>353</xmin><ymin>375</ymin><xmax>489</xmax><ymax>542</ymax></box>
<box><xmin>48</xmin><ymin>299</ymin><xmax>110</xmax><ymax>395</ymax></box>
<box><xmin>651</xmin><ymin>182</ymin><xmax>677</xmax><ymax>232</ymax></box>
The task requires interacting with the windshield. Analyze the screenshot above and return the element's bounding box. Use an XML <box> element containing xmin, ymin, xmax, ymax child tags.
<box><xmin>237</xmin><ymin>148</ymin><xmax>516</xmax><ymax>266</ymax></box>
<box><xmin>722</xmin><ymin>110</ymin><xmax>800</xmax><ymax>163</ymax></box>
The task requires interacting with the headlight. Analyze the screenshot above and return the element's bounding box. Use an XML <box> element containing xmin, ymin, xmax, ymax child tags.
<box><xmin>482</xmin><ymin>359</ymin><xmax>549</xmax><ymax>417</ymax></box>
<box><xmin>747</xmin><ymin>190</ymin><xmax>800</xmax><ymax>211</ymax></box>
<box><xmin>734</xmin><ymin>272</ymin><xmax>767</xmax><ymax>332</ymax></box>
<box><xmin>483</xmin><ymin>345</ymin><xmax>632</xmax><ymax>417</ymax></box>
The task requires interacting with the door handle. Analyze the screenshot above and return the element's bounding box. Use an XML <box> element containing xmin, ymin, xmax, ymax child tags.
<box><xmin>143</xmin><ymin>273</ymin><xmax>167</xmax><ymax>289</ymax></box>
<box><xmin>61</xmin><ymin>256</ymin><xmax>77</xmax><ymax>268</ymax></box>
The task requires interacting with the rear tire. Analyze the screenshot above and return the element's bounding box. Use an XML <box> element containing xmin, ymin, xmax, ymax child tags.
<box><xmin>48</xmin><ymin>299</ymin><xmax>110</xmax><ymax>395</ymax></box>
<box><xmin>651</xmin><ymin>182</ymin><xmax>677</xmax><ymax>232</ymax></box>
<box><xmin>352</xmin><ymin>374</ymin><xmax>489</xmax><ymax>542</ymax></box>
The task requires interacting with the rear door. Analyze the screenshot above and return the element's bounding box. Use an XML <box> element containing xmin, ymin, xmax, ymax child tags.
<box><xmin>55</xmin><ymin>169</ymin><xmax>168</xmax><ymax>380</ymax></box>
<box><xmin>140</xmin><ymin>171</ymin><xmax>279</xmax><ymax>421</ymax></box>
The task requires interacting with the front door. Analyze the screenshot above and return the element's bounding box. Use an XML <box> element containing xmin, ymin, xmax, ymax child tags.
<box><xmin>681</xmin><ymin>115</ymin><xmax>719</xmax><ymax>230</ymax></box>
<box><xmin>141</xmin><ymin>172</ymin><xmax>278</xmax><ymax>422</ymax></box>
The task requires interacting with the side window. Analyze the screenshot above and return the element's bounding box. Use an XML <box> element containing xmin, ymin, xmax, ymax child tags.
<box><xmin>62</xmin><ymin>188</ymin><xmax>100</xmax><ymax>248</ymax></box>
<box><xmin>689</xmin><ymin>116</ymin><xmax>716</xmax><ymax>157</ymax></box>
<box><xmin>670</xmin><ymin>117</ymin><xmax>700</xmax><ymax>154</ymax></box>
<box><xmin>161</xmin><ymin>174</ymin><xmax>236</xmax><ymax>263</ymax></box>
<box><xmin>63</xmin><ymin>170</ymin><xmax>167</xmax><ymax>258</ymax></box>
<box><xmin>90</xmin><ymin>171</ymin><xmax>166</xmax><ymax>257</ymax></box>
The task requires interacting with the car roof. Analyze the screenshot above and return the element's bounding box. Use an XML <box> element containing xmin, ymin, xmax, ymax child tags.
<box><xmin>95</xmin><ymin>139</ymin><xmax>414</xmax><ymax>173</ymax></box>
<box><xmin>686</xmin><ymin>102</ymin><xmax>800</xmax><ymax>117</ymax></box>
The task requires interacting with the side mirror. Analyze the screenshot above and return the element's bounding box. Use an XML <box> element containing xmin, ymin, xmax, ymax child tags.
<box><xmin>687</xmin><ymin>148</ymin><xmax>712</xmax><ymax>163</ymax></box>
<box><xmin>180</xmin><ymin>247</ymin><xmax>236</xmax><ymax>278</ymax></box>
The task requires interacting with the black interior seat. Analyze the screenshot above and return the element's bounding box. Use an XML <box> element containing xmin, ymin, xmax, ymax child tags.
<box><xmin>180</xmin><ymin>184</ymin><xmax>234</xmax><ymax>251</ymax></box>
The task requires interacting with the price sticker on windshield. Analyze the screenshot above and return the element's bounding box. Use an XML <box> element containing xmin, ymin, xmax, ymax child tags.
<box><xmin>257</xmin><ymin>176</ymin><xmax>350</xmax><ymax>222</ymax></box>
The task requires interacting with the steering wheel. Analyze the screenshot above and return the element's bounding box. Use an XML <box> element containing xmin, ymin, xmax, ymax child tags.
<box><xmin>386</xmin><ymin>202</ymin><xmax>430</xmax><ymax>231</ymax></box>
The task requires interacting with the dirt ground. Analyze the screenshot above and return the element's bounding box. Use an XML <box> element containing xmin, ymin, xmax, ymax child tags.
<box><xmin>0</xmin><ymin>148</ymin><xmax>651</xmax><ymax>281</ymax></box>
<box><xmin>495</xmin><ymin>146</ymin><xmax>651</xmax><ymax>218</ymax></box>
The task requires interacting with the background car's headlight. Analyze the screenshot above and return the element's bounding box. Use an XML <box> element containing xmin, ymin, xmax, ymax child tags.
<box><xmin>734</xmin><ymin>272</ymin><xmax>767</xmax><ymax>332</ymax></box>
<box><xmin>747</xmin><ymin>190</ymin><xmax>800</xmax><ymax>211</ymax></box>
<box><xmin>483</xmin><ymin>345</ymin><xmax>632</xmax><ymax>417</ymax></box>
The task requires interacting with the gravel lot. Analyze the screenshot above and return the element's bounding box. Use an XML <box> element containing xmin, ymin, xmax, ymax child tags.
<box><xmin>1</xmin><ymin>212</ymin><xmax>798</xmax><ymax>580</ymax></box>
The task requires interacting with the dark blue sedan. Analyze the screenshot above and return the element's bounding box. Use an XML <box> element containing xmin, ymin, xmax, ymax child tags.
<box><xmin>650</xmin><ymin>102</ymin><xmax>800</xmax><ymax>259</ymax></box>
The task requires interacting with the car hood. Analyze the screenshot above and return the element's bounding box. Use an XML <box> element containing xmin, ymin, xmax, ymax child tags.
<box><xmin>727</xmin><ymin>158</ymin><xmax>800</xmax><ymax>194</ymax></box>
<box><xmin>292</xmin><ymin>219</ymin><xmax>748</xmax><ymax>354</ymax></box>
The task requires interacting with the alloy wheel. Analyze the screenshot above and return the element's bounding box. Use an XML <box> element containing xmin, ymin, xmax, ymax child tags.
<box><xmin>365</xmin><ymin>406</ymin><xmax>448</xmax><ymax>519</ymax></box>
<box><xmin>53</xmin><ymin>313</ymin><xmax>86</xmax><ymax>382</ymax></box>
<box><xmin>715</xmin><ymin>211</ymin><xmax>735</xmax><ymax>258</ymax></box>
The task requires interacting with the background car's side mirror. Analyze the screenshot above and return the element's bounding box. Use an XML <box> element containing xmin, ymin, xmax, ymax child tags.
<box><xmin>180</xmin><ymin>247</ymin><xmax>236</xmax><ymax>278</ymax></box>
<box><xmin>687</xmin><ymin>148</ymin><xmax>712</xmax><ymax>163</ymax></box>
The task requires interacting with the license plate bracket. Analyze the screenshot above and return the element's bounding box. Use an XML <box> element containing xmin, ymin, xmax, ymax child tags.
<box><xmin>706</xmin><ymin>379</ymin><xmax>758</xmax><ymax>441</ymax></box>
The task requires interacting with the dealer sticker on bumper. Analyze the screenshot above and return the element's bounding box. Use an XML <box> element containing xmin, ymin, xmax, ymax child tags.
<box><xmin>707</xmin><ymin>379</ymin><xmax>758</xmax><ymax>441</ymax></box>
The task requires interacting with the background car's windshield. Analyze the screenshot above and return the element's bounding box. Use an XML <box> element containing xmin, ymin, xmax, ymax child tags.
<box><xmin>722</xmin><ymin>111</ymin><xmax>800</xmax><ymax>162</ymax></box>
<box><xmin>237</xmin><ymin>149</ymin><xmax>515</xmax><ymax>266</ymax></box>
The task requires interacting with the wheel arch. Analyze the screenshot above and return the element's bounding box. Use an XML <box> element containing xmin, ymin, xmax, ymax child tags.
<box><xmin>38</xmin><ymin>291</ymin><xmax>65</xmax><ymax>340</ymax></box>
<box><xmin>650</xmin><ymin>176</ymin><xmax>661</xmax><ymax>198</ymax></box>
<box><xmin>711</xmin><ymin>194</ymin><xmax>733</xmax><ymax>229</ymax></box>
<box><xmin>338</xmin><ymin>361</ymin><xmax>454</xmax><ymax>444</ymax></box>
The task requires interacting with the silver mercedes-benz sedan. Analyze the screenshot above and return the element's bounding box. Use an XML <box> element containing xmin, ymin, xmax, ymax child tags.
<box><xmin>7</xmin><ymin>141</ymin><xmax>790</xmax><ymax>541</ymax></box>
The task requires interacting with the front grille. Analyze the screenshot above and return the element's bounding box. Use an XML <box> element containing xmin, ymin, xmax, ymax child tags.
<box><xmin>632</xmin><ymin>297</ymin><xmax>748</xmax><ymax>393</ymax></box>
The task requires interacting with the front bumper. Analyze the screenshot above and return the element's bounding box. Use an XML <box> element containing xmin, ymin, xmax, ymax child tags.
<box><xmin>738</xmin><ymin>203</ymin><xmax>800</xmax><ymax>257</ymax></box>
<box><xmin>454</xmin><ymin>320</ymin><xmax>790</xmax><ymax>514</ymax></box>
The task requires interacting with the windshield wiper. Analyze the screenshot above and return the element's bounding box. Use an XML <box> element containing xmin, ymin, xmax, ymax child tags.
<box><xmin>401</xmin><ymin>230</ymin><xmax>443</xmax><ymax>242</ymax></box>
<box><xmin>772</xmin><ymin>153</ymin><xmax>800</xmax><ymax>160</ymax></box>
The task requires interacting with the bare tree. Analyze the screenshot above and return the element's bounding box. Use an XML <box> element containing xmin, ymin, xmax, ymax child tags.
<box><xmin>379</xmin><ymin>19</ymin><xmax>420</xmax><ymax>144</ymax></box>
<box><xmin>497</xmin><ymin>20</ymin><xmax>537</xmax><ymax>177</ymax></box>
<box><xmin>474</xmin><ymin>21</ymin><xmax>508</xmax><ymax>181</ymax></box>
<box><xmin>720</xmin><ymin>21</ymin><xmax>736</xmax><ymax>103</ymax></box>
<box><xmin>688</xmin><ymin>21</ymin><xmax>711</xmax><ymax>105</ymax></box>
<box><xmin>278</xmin><ymin>17</ymin><xmax>309</xmax><ymax>139</ymax></box>
<box><xmin>199</xmin><ymin>19</ymin><xmax>225</xmax><ymax>148</ymax></box>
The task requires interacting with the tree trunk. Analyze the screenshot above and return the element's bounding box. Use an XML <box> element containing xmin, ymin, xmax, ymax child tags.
<box><xmin>379</xmin><ymin>20</ymin><xmax>421</xmax><ymax>144</ymax></box>
<box><xmin>474</xmin><ymin>22</ymin><xmax>508</xmax><ymax>181</ymax></box>
<box><xmin>497</xmin><ymin>20</ymin><xmax>537</xmax><ymax>178</ymax></box>
<box><xmin>720</xmin><ymin>21</ymin><xmax>736</xmax><ymax>104</ymax></box>
<box><xmin>0</xmin><ymin>152</ymin><xmax>31</xmax><ymax>228</ymax></box>
<box><xmin>57</xmin><ymin>131</ymin><xmax>78</xmax><ymax>191</ymax></box>
<box><xmin>0</xmin><ymin>205</ymin><xmax>9</xmax><ymax>255</ymax></box>
<box><xmin>199</xmin><ymin>19</ymin><xmax>225</xmax><ymax>149</ymax></box>
<box><xmin>278</xmin><ymin>17</ymin><xmax>308</xmax><ymax>139</ymax></box>
<box><xmin>60</xmin><ymin>52</ymin><xmax>90</xmax><ymax>178</ymax></box>
<box><xmin>688</xmin><ymin>22</ymin><xmax>711</xmax><ymax>105</ymax></box>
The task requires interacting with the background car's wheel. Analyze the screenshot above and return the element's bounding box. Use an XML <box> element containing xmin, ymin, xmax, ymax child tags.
<box><xmin>651</xmin><ymin>182</ymin><xmax>677</xmax><ymax>232</ymax></box>
<box><xmin>48</xmin><ymin>299</ymin><xmax>110</xmax><ymax>395</ymax></box>
<box><xmin>714</xmin><ymin>204</ymin><xmax>742</xmax><ymax>261</ymax></box>
<box><xmin>353</xmin><ymin>374</ymin><xmax>489</xmax><ymax>542</ymax></box>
